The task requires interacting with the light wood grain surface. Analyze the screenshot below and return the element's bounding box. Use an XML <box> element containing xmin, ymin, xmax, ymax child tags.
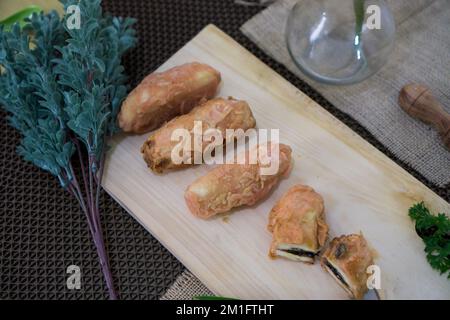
<box><xmin>103</xmin><ymin>25</ymin><xmax>450</xmax><ymax>299</ymax></box>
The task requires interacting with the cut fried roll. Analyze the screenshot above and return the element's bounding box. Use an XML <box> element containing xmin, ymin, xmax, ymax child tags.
<box><xmin>141</xmin><ymin>97</ymin><xmax>256</xmax><ymax>173</ymax></box>
<box><xmin>184</xmin><ymin>144</ymin><xmax>292</xmax><ymax>219</ymax></box>
<box><xmin>268</xmin><ymin>185</ymin><xmax>328</xmax><ymax>263</ymax></box>
<box><xmin>321</xmin><ymin>234</ymin><xmax>375</xmax><ymax>299</ymax></box>
<box><xmin>119</xmin><ymin>62</ymin><xmax>221</xmax><ymax>133</ymax></box>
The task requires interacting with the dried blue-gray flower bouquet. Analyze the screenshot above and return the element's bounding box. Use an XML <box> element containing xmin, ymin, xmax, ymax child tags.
<box><xmin>0</xmin><ymin>0</ymin><xmax>137</xmax><ymax>299</ymax></box>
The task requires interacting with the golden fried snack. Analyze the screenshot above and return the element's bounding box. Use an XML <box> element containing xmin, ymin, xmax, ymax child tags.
<box><xmin>141</xmin><ymin>97</ymin><xmax>256</xmax><ymax>173</ymax></box>
<box><xmin>118</xmin><ymin>62</ymin><xmax>221</xmax><ymax>133</ymax></box>
<box><xmin>185</xmin><ymin>144</ymin><xmax>292</xmax><ymax>219</ymax></box>
<box><xmin>268</xmin><ymin>185</ymin><xmax>328</xmax><ymax>264</ymax></box>
<box><xmin>321</xmin><ymin>234</ymin><xmax>375</xmax><ymax>299</ymax></box>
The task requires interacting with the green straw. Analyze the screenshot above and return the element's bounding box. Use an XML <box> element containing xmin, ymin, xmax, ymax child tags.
<box><xmin>353</xmin><ymin>0</ymin><xmax>365</xmax><ymax>41</ymax></box>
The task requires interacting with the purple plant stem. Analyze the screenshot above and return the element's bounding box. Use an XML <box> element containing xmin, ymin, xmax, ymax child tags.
<box><xmin>68</xmin><ymin>166</ymin><xmax>89</xmax><ymax>218</ymax></box>
<box><xmin>71</xmin><ymin>136</ymin><xmax>92</xmax><ymax>210</ymax></box>
<box><xmin>89</xmin><ymin>211</ymin><xmax>118</xmax><ymax>300</ymax></box>
<box><xmin>89</xmin><ymin>154</ymin><xmax>99</xmax><ymax>230</ymax></box>
<box><xmin>73</xmin><ymin>186</ymin><xmax>117</xmax><ymax>300</ymax></box>
<box><xmin>89</xmin><ymin>153</ymin><xmax>118</xmax><ymax>300</ymax></box>
<box><xmin>90</xmin><ymin>206</ymin><xmax>118</xmax><ymax>300</ymax></box>
<box><xmin>68</xmin><ymin>154</ymin><xmax>118</xmax><ymax>300</ymax></box>
<box><xmin>95</xmin><ymin>152</ymin><xmax>106</xmax><ymax>214</ymax></box>
<box><xmin>68</xmin><ymin>181</ymin><xmax>96</xmax><ymax>248</ymax></box>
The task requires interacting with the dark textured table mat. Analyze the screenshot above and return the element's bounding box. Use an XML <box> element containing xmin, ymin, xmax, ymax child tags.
<box><xmin>0</xmin><ymin>0</ymin><xmax>448</xmax><ymax>300</ymax></box>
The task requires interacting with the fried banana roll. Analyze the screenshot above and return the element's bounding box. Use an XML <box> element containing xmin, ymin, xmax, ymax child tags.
<box><xmin>141</xmin><ymin>97</ymin><xmax>256</xmax><ymax>173</ymax></box>
<box><xmin>185</xmin><ymin>144</ymin><xmax>292</xmax><ymax>219</ymax></box>
<box><xmin>268</xmin><ymin>185</ymin><xmax>328</xmax><ymax>263</ymax></box>
<box><xmin>321</xmin><ymin>234</ymin><xmax>375</xmax><ymax>299</ymax></box>
<box><xmin>119</xmin><ymin>62</ymin><xmax>221</xmax><ymax>133</ymax></box>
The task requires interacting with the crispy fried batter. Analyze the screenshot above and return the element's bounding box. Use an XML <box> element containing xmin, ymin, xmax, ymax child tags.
<box><xmin>119</xmin><ymin>62</ymin><xmax>221</xmax><ymax>133</ymax></box>
<box><xmin>141</xmin><ymin>97</ymin><xmax>256</xmax><ymax>173</ymax></box>
<box><xmin>268</xmin><ymin>185</ymin><xmax>328</xmax><ymax>263</ymax></box>
<box><xmin>321</xmin><ymin>234</ymin><xmax>375</xmax><ymax>299</ymax></box>
<box><xmin>185</xmin><ymin>144</ymin><xmax>292</xmax><ymax>219</ymax></box>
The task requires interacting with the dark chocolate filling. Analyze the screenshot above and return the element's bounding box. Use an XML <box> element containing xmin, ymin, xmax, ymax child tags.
<box><xmin>281</xmin><ymin>248</ymin><xmax>316</xmax><ymax>259</ymax></box>
<box><xmin>325</xmin><ymin>260</ymin><xmax>350</xmax><ymax>289</ymax></box>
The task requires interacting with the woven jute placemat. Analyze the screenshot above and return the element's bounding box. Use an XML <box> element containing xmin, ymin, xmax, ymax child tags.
<box><xmin>160</xmin><ymin>271</ymin><xmax>213</xmax><ymax>300</ymax></box>
<box><xmin>241</xmin><ymin>0</ymin><xmax>450</xmax><ymax>187</ymax></box>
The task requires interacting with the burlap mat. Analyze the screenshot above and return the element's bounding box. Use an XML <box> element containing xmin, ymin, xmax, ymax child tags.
<box><xmin>160</xmin><ymin>270</ymin><xmax>213</xmax><ymax>300</ymax></box>
<box><xmin>241</xmin><ymin>0</ymin><xmax>450</xmax><ymax>187</ymax></box>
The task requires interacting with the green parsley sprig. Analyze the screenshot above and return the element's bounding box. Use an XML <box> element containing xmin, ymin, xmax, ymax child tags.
<box><xmin>0</xmin><ymin>0</ymin><xmax>137</xmax><ymax>299</ymax></box>
<box><xmin>409</xmin><ymin>202</ymin><xmax>450</xmax><ymax>279</ymax></box>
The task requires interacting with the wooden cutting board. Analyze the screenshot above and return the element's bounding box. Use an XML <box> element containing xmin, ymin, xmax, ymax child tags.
<box><xmin>103</xmin><ymin>25</ymin><xmax>450</xmax><ymax>299</ymax></box>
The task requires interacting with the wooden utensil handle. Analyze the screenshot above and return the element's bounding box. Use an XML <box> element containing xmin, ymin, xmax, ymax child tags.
<box><xmin>399</xmin><ymin>83</ymin><xmax>450</xmax><ymax>150</ymax></box>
